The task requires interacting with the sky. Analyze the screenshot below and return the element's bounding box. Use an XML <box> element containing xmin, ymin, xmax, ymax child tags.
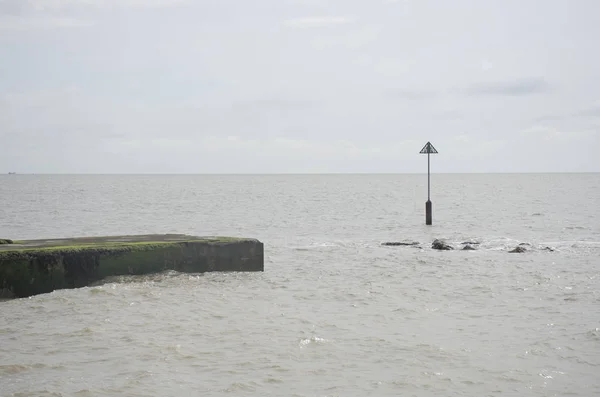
<box><xmin>0</xmin><ymin>0</ymin><xmax>599</xmax><ymax>174</ymax></box>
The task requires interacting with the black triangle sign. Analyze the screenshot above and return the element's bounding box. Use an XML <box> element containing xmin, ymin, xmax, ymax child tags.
<box><xmin>419</xmin><ymin>141</ymin><xmax>438</xmax><ymax>154</ymax></box>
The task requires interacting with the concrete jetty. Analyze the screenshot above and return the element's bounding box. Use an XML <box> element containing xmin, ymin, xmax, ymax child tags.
<box><xmin>0</xmin><ymin>234</ymin><xmax>264</xmax><ymax>298</ymax></box>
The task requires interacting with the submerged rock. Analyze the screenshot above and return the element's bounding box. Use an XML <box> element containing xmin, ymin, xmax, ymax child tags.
<box><xmin>461</xmin><ymin>241</ymin><xmax>480</xmax><ymax>245</ymax></box>
<box><xmin>462</xmin><ymin>245</ymin><xmax>476</xmax><ymax>250</ymax></box>
<box><xmin>382</xmin><ymin>241</ymin><xmax>420</xmax><ymax>246</ymax></box>
<box><xmin>543</xmin><ymin>246</ymin><xmax>556</xmax><ymax>252</ymax></box>
<box><xmin>509</xmin><ymin>246</ymin><xmax>527</xmax><ymax>253</ymax></box>
<box><xmin>432</xmin><ymin>239</ymin><xmax>454</xmax><ymax>250</ymax></box>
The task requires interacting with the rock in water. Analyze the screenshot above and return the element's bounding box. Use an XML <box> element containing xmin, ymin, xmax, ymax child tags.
<box><xmin>432</xmin><ymin>239</ymin><xmax>454</xmax><ymax>250</ymax></box>
<box><xmin>462</xmin><ymin>245</ymin><xmax>476</xmax><ymax>250</ymax></box>
<box><xmin>509</xmin><ymin>246</ymin><xmax>527</xmax><ymax>253</ymax></box>
<box><xmin>382</xmin><ymin>241</ymin><xmax>420</xmax><ymax>246</ymax></box>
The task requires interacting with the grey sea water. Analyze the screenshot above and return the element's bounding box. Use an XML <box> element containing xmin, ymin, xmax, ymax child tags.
<box><xmin>0</xmin><ymin>173</ymin><xmax>599</xmax><ymax>397</ymax></box>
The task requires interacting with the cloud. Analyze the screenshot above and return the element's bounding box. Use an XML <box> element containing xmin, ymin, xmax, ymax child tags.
<box><xmin>0</xmin><ymin>0</ymin><xmax>25</xmax><ymax>15</ymax></box>
<box><xmin>1</xmin><ymin>1</ymin><xmax>599</xmax><ymax>173</ymax></box>
<box><xmin>283</xmin><ymin>16</ymin><xmax>354</xmax><ymax>28</ymax></box>
<box><xmin>452</xmin><ymin>133</ymin><xmax>470</xmax><ymax>143</ymax></box>
<box><xmin>580</xmin><ymin>102</ymin><xmax>600</xmax><ymax>118</ymax></box>
<box><xmin>26</xmin><ymin>0</ymin><xmax>190</xmax><ymax>10</ymax></box>
<box><xmin>231</xmin><ymin>96</ymin><xmax>323</xmax><ymax>111</ymax></box>
<box><xmin>479</xmin><ymin>59</ymin><xmax>493</xmax><ymax>71</ymax></box>
<box><xmin>533</xmin><ymin>101</ymin><xmax>600</xmax><ymax>124</ymax></box>
<box><xmin>0</xmin><ymin>0</ymin><xmax>89</xmax><ymax>30</ymax></box>
<box><xmin>521</xmin><ymin>124</ymin><xmax>596</xmax><ymax>141</ymax></box>
<box><xmin>0</xmin><ymin>87</ymin><xmax>136</xmax><ymax>148</ymax></box>
<box><xmin>383</xmin><ymin>88</ymin><xmax>439</xmax><ymax>101</ymax></box>
<box><xmin>0</xmin><ymin>15</ymin><xmax>92</xmax><ymax>30</ymax></box>
<box><xmin>196</xmin><ymin>135</ymin><xmax>414</xmax><ymax>159</ymax></box>
<box><xmin>466</xmin><ymin>78</ymin><xmax>552</xmax><ymax>97</ymax></box>
<box><xmin>0</xmin><ymin>0</ymin><xmax>188</xmax><ymax>29</ymax></box>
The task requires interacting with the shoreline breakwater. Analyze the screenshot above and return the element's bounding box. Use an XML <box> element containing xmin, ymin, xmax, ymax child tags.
<box><xmin>0</xmin><ymin>234</ymin><xmax>264</xmax><ymax>298</ymax></box>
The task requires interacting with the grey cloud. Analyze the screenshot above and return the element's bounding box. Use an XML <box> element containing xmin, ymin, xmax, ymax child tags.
<box><xmin>0</xmin><ymin>15</ymin><xmax>93</xmax><ymax>30</ymax></box>
<box><xmin>0</xmin><ymin>0</ymin><xmax>189</xmax><ymax>25</ymax></box>
<box><xmin>532</xmin><ymin>113</ymin><xmax>562</xmax><ymax>123</ymax></box>
<box><xmin>283</xmin><ymin>16</ymin><xmax>354</xmax><ymax>28</ymax></box>
<box><xmin>533</xmin><ymin>102</ymin><xmax>600</xmax><ymax>123</ymax></box>
<box><xmin>383</xmin><ymin>88</ymin><xmax>439</xmax><ymax>101</ymax></box>
<box><xmin>0</xmin><ymin>0</ymin><xmax>93</xmax><ymax>30</ymax></box>
<box><xmin>465</xmin><ymin>78</ymin><xmax>552</xmax><ymax>97</ymax></box>
<box><xmin>581</xmin><ymin>104</ymin><xmax>600</xmax><ymax>118</ymax></box>
<box><xmin>0</xmin><ymin>0</ymin><xmax>27</xmax><ymax>15</ymax></box>
<box><xmin>1</xmin><ymin>0</ymin><xmax>599</xmax><ymax>173</ymax></box>
<box><xmin>27</xmin><ymin>0</ymin><xmax>191</xmax><ymax>10</ymax></box>
<box><xmin>232</xmin><ymin>96</ymin><xmax>323</xmax><ymax>111</ymax></box>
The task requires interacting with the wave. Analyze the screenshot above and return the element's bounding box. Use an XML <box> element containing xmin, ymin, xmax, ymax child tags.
<box><xmin>0</xmin><ymin>363</ymin><xmax>46</xmax><ymax>375</ymax></box>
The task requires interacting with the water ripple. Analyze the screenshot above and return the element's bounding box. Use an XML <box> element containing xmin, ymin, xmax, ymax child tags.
<box><xmin>1</xmin><ymin>174</ymin><xmax>599</xmax><ymax>396</ymax></box>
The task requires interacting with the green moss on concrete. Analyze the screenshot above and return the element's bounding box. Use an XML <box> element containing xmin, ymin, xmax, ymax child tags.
<box><xmin>0</xmin><ymin>236</ymin><xmax>263</xmax><ymax>298</ymax></box>
<box><xmin>2</xmin><ymin>242</ymin><xmax>178</xmax><ymax>256</ymax></box>
<box><xmin>0</xmin><ymin>237</ymin><xmax>245</xmax><ymax>252</ymax></box>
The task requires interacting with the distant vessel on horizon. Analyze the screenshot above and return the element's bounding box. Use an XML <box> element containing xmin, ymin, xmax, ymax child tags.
<box><xmin>8</xmin><ymin>172</ymin><xmax>16</xmax><ymax>175</ymax></box>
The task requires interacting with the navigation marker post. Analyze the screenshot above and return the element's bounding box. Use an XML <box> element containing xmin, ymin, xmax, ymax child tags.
<box><xmin>419</xmin><ymin>141</ymin><xmax>438</xmax><ymax>225</ymax></box>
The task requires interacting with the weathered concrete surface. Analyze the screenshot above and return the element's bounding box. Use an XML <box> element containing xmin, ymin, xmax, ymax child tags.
<box><xmin>0</xmin><ymin>234</ymin><xmax>264</xmax><ymax>298</ymax></box>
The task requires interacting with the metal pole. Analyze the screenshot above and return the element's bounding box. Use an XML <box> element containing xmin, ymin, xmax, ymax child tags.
<box><xmin>419</xmin><ymin>141</ymin><xmax>437</xmax><ymax>226</ymax></box>
<box><xmin>427</xmin><ymin>152</ymin><xmax>430</xmax><ymax>201</ymax></box>
<box><xmin>426</xmin><ymin>151</ymin><xmax>432</xmax><ymax>225</ymax></box>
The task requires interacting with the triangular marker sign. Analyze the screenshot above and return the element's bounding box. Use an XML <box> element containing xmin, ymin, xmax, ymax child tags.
<box><xmin>419</xmin><ymin>142</ymin><xmax>438</xmax><ymax>154</ymax></box>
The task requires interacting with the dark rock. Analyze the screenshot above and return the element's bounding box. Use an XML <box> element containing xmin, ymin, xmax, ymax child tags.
<box><xmin>0</xmin><ymin>239</ymin><xmax>13</xmax><ymax>245</ymax></box>
<box><xmin>462</xmin><ymin>245</ymin><xmax>476</xmax><ymax>250</ymax></box>
<box><xmin>509</xmin><ymin>246</ymin><xmax>527</xmax><ymax>253</ymax></box>
<box><xmin>543</xmin><ymin>246</ymin><xmax>556</xmax><ymax>252</ymax></box>
<box><xmin>518</xmin><ymin>242</ymin><xmax>531</xmax><ymax>247</ymax></box>
<box><xmin>461</xmin><ymin>241</ymin><xmax>480</xmax><ymax>245</ymax></box>
<box><xmin>382</xmin><ymin>241</ymin><xmax>420</xmax><ymax>246</ymax></box>
<box><xmin>432</xmin><ymin>239</ymin><xmax>454</xmax><ymax>250</ymax></box>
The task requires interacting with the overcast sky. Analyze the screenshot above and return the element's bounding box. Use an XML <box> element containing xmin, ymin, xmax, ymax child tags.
<box><xmin>1</xmin><ymin>0</ymin><xmax>598</xmax><ymax>173</ymax></box>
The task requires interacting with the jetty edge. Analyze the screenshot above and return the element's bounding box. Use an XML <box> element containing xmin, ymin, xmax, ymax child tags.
<box><xmin>0</xmin><ymin>234</ymin><xmax>264</xmax><ymax>299</ymax></box>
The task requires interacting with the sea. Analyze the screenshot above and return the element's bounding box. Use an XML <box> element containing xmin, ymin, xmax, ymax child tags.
<box><xmin>0</xmin><ymin>173</ymin><xmax>598</xmax><ymax>397</ymax></box>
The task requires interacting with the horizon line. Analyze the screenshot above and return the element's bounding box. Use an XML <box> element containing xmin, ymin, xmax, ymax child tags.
<box><xmin>3</xmin><ymin>171</ymin><xmax>599</xmax><ymax>176</ymax></box>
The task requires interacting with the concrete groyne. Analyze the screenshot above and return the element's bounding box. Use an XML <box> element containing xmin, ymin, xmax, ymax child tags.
<box><xmin>0</xmin><ymin>234</ymin><xmax>264</xmax><ymax>298</ymax></box>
